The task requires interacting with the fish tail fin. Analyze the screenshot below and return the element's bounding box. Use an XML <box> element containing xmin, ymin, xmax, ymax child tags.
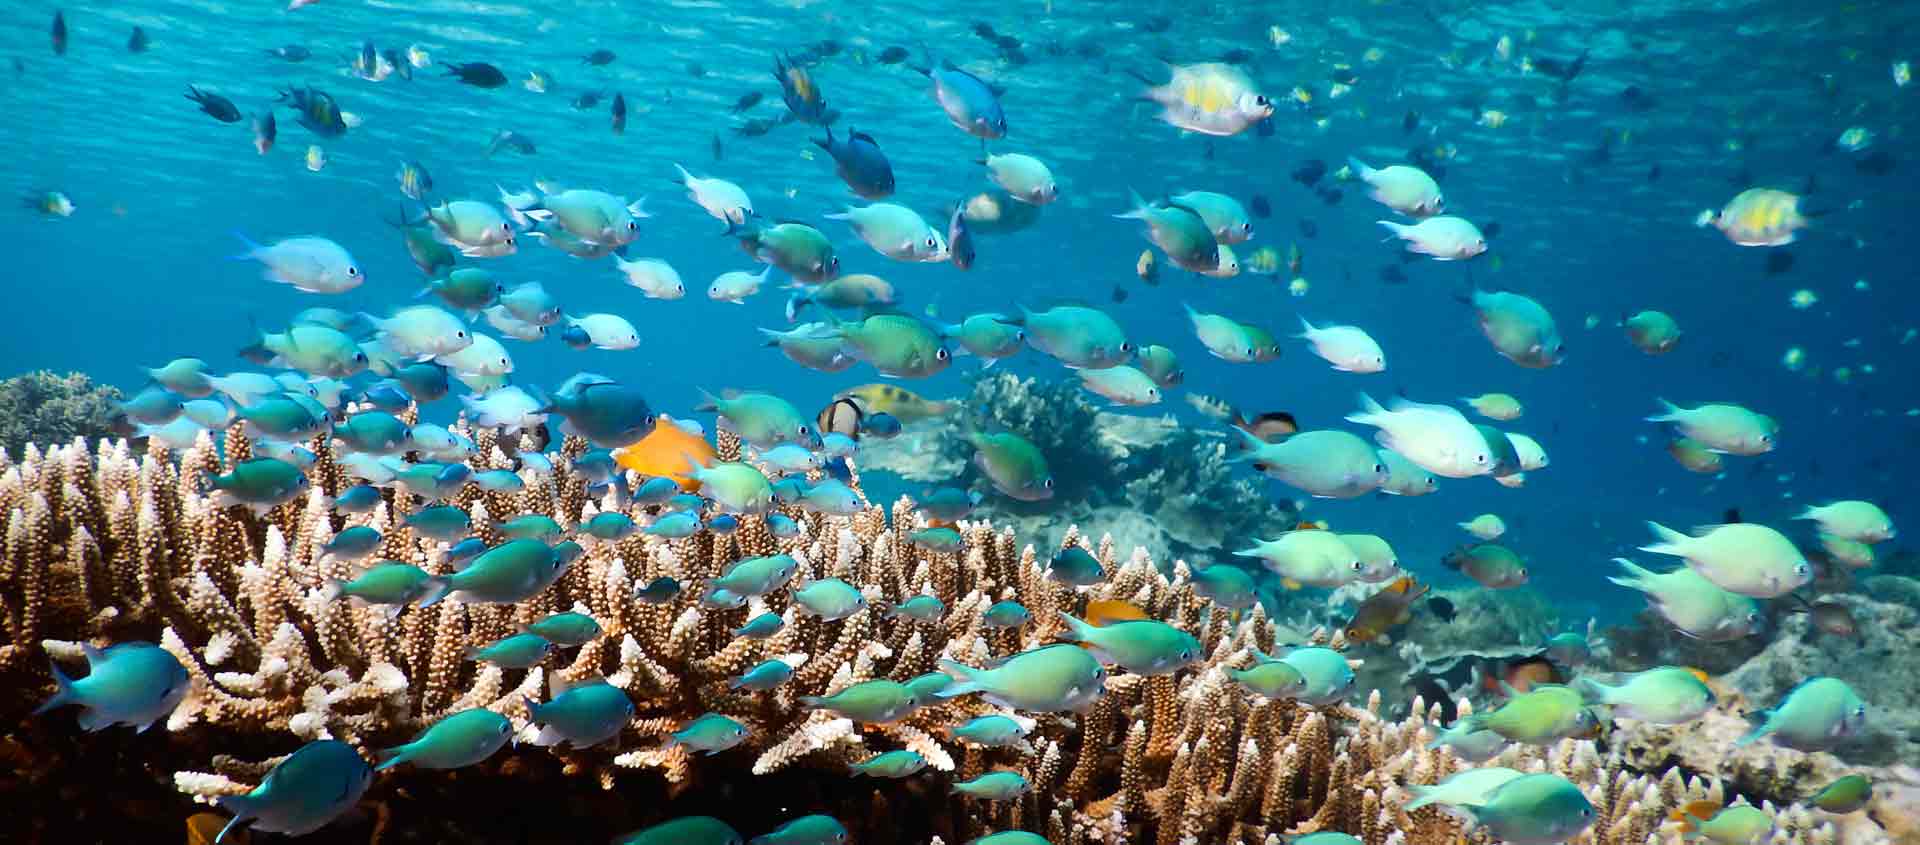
<box><xmin>1345</xmin><ymin>392</ymin><xmax>1387</xmax><ymax>426</ymax></box>
<box><xmin>372</xmin><ymin>743</ymin><xmax>412</xmax><ymax>771</ymax></box>
<box><xmin>415</xmin><ymin>575</ymin><xmax>452</xmax><ymax>609</ymax></box>
<box><xmin>1640</xmin><ymin>521</ymin><xmax>1690</xmax><ymax>557</ymax></box>
<box><xmin>784</xmin><ymin>291</ymin><xmax>810</xmax><ymax>323</ymax></box>
<box><xmin>933</xmin><ymin>659</ymin><xmax>984</xmax><ymax>698</ymax></box>
<box><xmin>32</xmin><ymin>658</ymin><xmax>76</xmax><ymax>716</ymax></box>
<box><xmin>1402</xmin><ymin>785</ymin><xmax>1441</xmax><ymax>811</ymax></box>
<box><xmin>213</xmin><ymin>796</ymin><xmax>257</xmax><ymax>844</ymax></box>
<box><xmin>1057</xmin><ymin>612</ymin><xmax>1097</xmax><ymax>642</ymax></box>
<box><xmin>319</xmin><ymin>579</ymin><xmax>346</xmax><ymax>603</ymax></box>
<box><xmin>1644</xmin><ymin>398</ymin><xmax>1682</xmax><ymax>422</ymax></box>
<box><xmin>1571</xmin><ymin>676</ymin><xmax>1609</xmax><ymax>705</ymax></box>
<box><xmin>1607</xmin><ymin>557</ymin><xmax>1656</xmax><ymax>590</ymax></box>
<box><xmin>1346</xmin><ymin>155</ymin><xmax>1374</xmax><ymax>179</ymax></box>
<box><xmin>795</xmin><ymin>694</ymin><xmax>828</xmax><ymax>709</ymax></box>
<box><xmin>1113</xmin><ymin>188</ymin><xmax>1150</xmax><ymax>220</ymax></box>
<box><xmin>693</xmin><ymin>388</ymin><xmax>721</xmax><ymax>413</ymax></box>
<box><xmin>1375</xmin><ymin>219</ymin><xmax>1408</xmax><ymax>240</ymax></box>
<box><xmin>228</xmin><ymin>230</ymin><xmax>263</xmax><ymax>260</ymax></box>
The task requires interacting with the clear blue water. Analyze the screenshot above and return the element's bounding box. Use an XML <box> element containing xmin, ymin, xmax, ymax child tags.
<box><xmin>5</xmin><ymin>0</ymin><xmax>1916</xmax><ymax>620</ymax></box>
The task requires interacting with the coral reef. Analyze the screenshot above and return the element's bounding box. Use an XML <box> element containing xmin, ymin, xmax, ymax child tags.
<box><xmin>0</xmin><ymin>370</ymin><xmax>123</xmax><ymax>460</ymax></box>
<box><xmin>0</xmin><ymin>422</ymin><xmax>1865</xmax><ymax>844</ymax></box>
<box><xmin>859</xmin><ymin>372</ymin><xmax>1296</xmax><ymax>564</ymax></box>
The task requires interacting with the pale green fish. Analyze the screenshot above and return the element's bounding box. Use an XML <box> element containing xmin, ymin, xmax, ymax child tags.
<box><xmin>698</xmin><ymin>390</ymin><xmax>815</xmax><ymax>449</ymax></box>
<box><xmin>1737</xmin><ymin>676</ymin><xmax>1867</xmax><ymax>751</ymax></box>
<box><xmin>967</xmin><ymin>833</ymin><xmax>1050</xmax><ymax>845</ymax></box>
<box><xmin>750</xmin><ymin>814</ymin><xmax>847</xmax><ymax>845</ymax></box>
<box><xmin>528</xmin><ymin>680</ymin><xmax>632</xmax><ymax>748</ymax></box>
<box><xmin>730</xmin><ymin>658</ymin><xmax>794</xmax><ymax>691</ymax></box>
<box><xmin>708</xmin><ymin>266</ymin><xmax>769</xmax><ymax>304</ymax></box>
<box><xmin>1189</xmin><ymin>563</ymin><xmax>1256</xmax><ymax>609</ymax></box>
<box><xmin>1575</xmin><ymin>666</ymin><xmax>1714</xmax><ymax>725</ymax></box>
<box><xmin>1233</xmin><ymin>429</ymin><xmax>1386</xmax><ymax>499</ymax></box>
<box><xmin>1442</xmin><ymin>542</ymin><xmax>1528</xmax><ymax>589</ymax></box>
<box><xmin>1263</xmin><ymin>646</ymin><xmax>1356</xmax><ymax>706</ymax></box>
<box><xmin>375</xmin><ymin>708</ymin><xmax>512</xmax><ymax>771</ymax></box>
<box><xmin>613</xmin><ymin>816</ymin><xmax>742</xmax><ymax>845</ymax></box>
<box><xmin>1234</xmin><ymin>530</ymin><xmax>1362</xmax><ymax>589</ymax></box>
<box><xmin>690</xmin><ymin>462</ymin><xmax>775</xmax><ymax>515</ymax></box>
<box><xmin>437</xmin><ymin>332</ymin><xmax>514</xmax><ymax>377</ymax></box>
<box><xmin>236</xmin><ymin>395</ymin><xmax>327</xmax><ymax>440</ymax></box>
<box><xmin>1475</xmin><ymin>424</ymin><xmax>1522</xmax><ymax>478</ymax></box>
<box><xmin>500</xmin><ymin>514</ymin><xmax>565</xmax><ymax>541</ymax></box>
<box><xmin>254</xmin><ymin>324</ymin><xmax>367</xmax><ymax>378</ymax></box>
<box><xmin>759</xmin><ymin>323</ymin><xmax>856</xmax><ymax>372</ymax></box>
<box><xmin>1185</xmin><ymin>304</ymin><xmax>1257</xmax><ymax>362</ymax></box>
<box><xmin>207</xmin><ymin>457</ymin><xmax>309</xmax><ymax>511</ymax></box>
<box><xmin>327</xmin><ymin>562</ymin><xmax>439</xmax><ymax>607</ymax></box>
<box><xmin>951</xmin><ymin>770</ymin><xmax>1030</xmax><ymax>800</ymax></box>
<box><xmin>1057</xmin><ymin>613</ymin><xmax>1200</xmax><ymax>676</ymax></box>
<box><xmin>1646</xmin><ymin>400</ymin><xmax>1777</xmax><ymax>455</ymax></box>
<box><xmin>1622</xmin><ymin>310</ymin><xmax>1682</xmax><ymax>354</ymax></box>
<box><xmin>1608</xmin><ymin>558</ymin><xmax>1760</xmax><ymax>641</ymax></box>
<box><xmin>1227</xmin><ymin>658</ymin><xmax>1307</xmax><ymax>700</ymax></box>
<box><xmin>34</xmin><ymin>641</ymin><xmax>187</xmax><ymax>732</ymax></box>
<box><xmin>849</xmin><ymin>749</ymin><xmax>927</xmax><ymax>778</ymax></box>
<box><xmin>943</xmin><ymin>313</ymin><xmax>1026</xmax><ymax>362</ymax></box>
<box><xmin>830</xmin><ymin>313</ymin><xmax>951</xmax><ymax>378</ymax></box>
<box><xmin>1338</xmin><ymin>534</ymin><xmax>1400</xmax><ymax>582</ymax></box>
<box><xmin>466</xmin><ymin>632</ymin><xmax>554</xmax><ymax>669</ymax></box>
<box><xmin>500</xmin><ymin>186</ymin><xmax>646</xmax><ymax>248</ymax></box>
<box><xmin>797</xmin><ymin>679</ymin><xmax>919</xmax><ymax>722</ymax></box>
<box><xmin>233</xmin><ymin>233</ymin><xmax>363</xmax><ymax>293</ymax></box>
<box><xmin>364</xmin><ymin>304</ymin><xmax>472</xmax><ymax>359</ymax></box>
<box><xmin>982</xmin><ymin>153</ymin><xmax>1057</xmax><ymax>204</ymax></box>
<box><xmin>1641</xmin><ymin>522</ymin><xmax>1810</xmax><ymax>598</ymax></box>
<box><xmin>1820</xmin><ymin>533</ymin><xmax>1875</xmax><ymax>569</ymax></box>
<box><xmin>214</xmin><ymin>739</ymin><xmax>372</xmax><ymax>841</ymax></box>
<box><xmin>1347</xmin><ymin>393</ymin><xmax>1493</xmax><ymax>479</ymax></box>
<box><xmin>525</xmin><ymin>611</ymin><xmax>601</xmax><ymax>645</ymax></box>
<box><xmin>1807</xmin><ymin>774</ymin><xmax>1872</xmax><ymax>814</ymax></box>
<box><xmin>1461</xmin><ymin>684</ymin><xmax>1595</xmax><ymax>745</ymax></box>
<box><xmin>667</xmin><ymin>712</ymin><xmax>749</xmax><ymax>755</ymax></box>
<box><xmin>1135</xmin><ymin>344</ymin><xmax>1183</xmax><ymax>387</ymax></box>
<box><xmin>997</xmin><ymin>306</ymin><xmax>1131</xmax><ymax>371</ymax></box>
<box><xmin>786</xmin><ymin>273</ymin><xmax>897</xmax><ymax>319</ymax></box>
<box><xmin>425</xmin><ymin>199</ymin><xmax>518</xmax><ymax>256</ymax></box>
<box><xmin>1115</xmin><ymin>189</ymin><xmax>1218</xmax><ymax>272</ymax></box>
<box><xmin>938</xmin><ymin>643</ymin><xmax>1107</xmax><ymax>713</ymax></box>
<box><xmin>709</xmin><ymin>554</ymin><xmax>801</xmax><ymax>597</ymax></box>
<box><xmin>905</xmin><ymin>671</ymin><xmax>954</xmax><ymax>702</ymax></box>
<box><xmin>612</xmin><ymin>256</ymin><xmax>687</xmax><ymax>299</ymax></box>
<box><xmin>1381</xmin><ymin>216</ymin><xmax>1486</xmax><ymax>260</ymax></box>
<box><xmin>1169</xmin><ymin>190</ymin><xmax>1253</xmax><ymax>243</ymax></box>
<box><xmin>982</xmin><ymin>600</ymin><xmax>1030</xmax><ymax>628</ymax></box>
<box><xmin>1297</xmin><ymin>317</ymin><xmax>1385</xmax><ymax>372</ymax></box>
<box><xmin>888</xmin><ymin>594</ymin><xmax>947</xmax><ymax>622</ymax></box>
<box><xmin>949</xmin><ymin>714</ymin><xmax>1030</xmax><ymax>748</ymax></box>
<box><xmin>1680</xmin><ymin>804</ymin><xmax>1773</xmax><ymax>845</ymax></box>
<box><xmin>419</xmin><ymin>538</ymin><xmax>564</xmax><ymax>607</ymax></box>
<box><xmin>1453</xmin><ymin>773</ymin><xmax>1594</xmax><ymax>845</ymax></box>
<box><xmin>421</xmin><ymin>267</ymin><xmax>503</xmax><ymax>314</ymax></box>
<box><xmin>145</xmin><ymin>357</ymin><xmax>214</xmax><ymax>397</ymax></box>
<box><xmin>1078</xmin><ymin>365</ymin><xmax>1161</xmax><ymax>405</ymax></box>
<box><xmin>730</xmin><ymin>218</ymin><xmax>837</xmax><ymax>283</ymax></box>
<box><xmin>1542</xmin><ymin>631</ymin><xmax>1589</xmax><ymax>666</ymax></box>
<box><xmin>1506</xmin><ymin>433</ymin><xmax>1548</xmax><ymax>472</ymax></box>
<box><xmin>792</xmin><ymin>577</ymin><xmax>866</xmax><ymax>620</ymax></box>
<box><xmin>1468</xmin><ymin>289</ymin><xmax>1563</xmax><ymax>369</ymax></box>
<box><xmin>1426</xmin><ymin>721</ymin><xmax>1507</xmax><ymax>762</ymax></box>
<box><xmin>826</xmin><ymin>202</ymin><xmax>946</xmax><ymax>262</ymax></box>
<box><xmin>910</xmin><ymin>526</ymin><xmax>965</xmax><ymax>552</ymax></box>
<box><xmin>675</xmin><ymin>163</ymin><xmax>754</xmax><ymax>225</ymax></box>
<box><xmin>1236</xmin><ymin>320</ymin><xmax>1285</xmax><ymax>362</ymax></box>
<box><xmin>1376</xmin><ymin>448</ymin><xmax>1438</xmax><ymax>496</ymax></box>
<box><xmin>1403</xmin><ymin>766</ymin><xmax>1526</xmax><ymax>812</ymax></box>
<box><xmin>1349</xmin><ymin>156</ymin><xmax>1443</xmax><ymax>217</ymax></box>
<box><xmin>392</xmin><ymin>216</ymin><xmax>459</xmax><ymax>277</ymax></box>
<box><xmin>966</xmin><ymin>428</ymin><xmax>1053</xmax><ymax>501</ymax></box>
<box><xmin>1795</xmin><ymin>501</ymin><xmax>1895</xmax><ymax>544</ymax></box>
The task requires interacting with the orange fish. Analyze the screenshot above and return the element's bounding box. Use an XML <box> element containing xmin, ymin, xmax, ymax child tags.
<box><xmin>1343</xmin><ymin>575</ymin><xmax>1429</xmax><ymax>644</ymax></box>
<box><xmin>611</xmin><ymin>415</ymin><xmax>714</xmax><ymax>491</ymax></box>
<box><xmin>1083</xmin><ymin>599</ymin><xmax>1149</xmax><ymax>627</ymax></box>
<box><xmin>1480</xmin><ymin>655</ymin><xmax>1561</xmax><ymax>695</ymax></box>
<box><xmin>1682</xmin><ymin>667</ymin><xmax>1710</xmax><ymax>684</ymax></box>
<box><xmin>1670</xmin><ymin>799</ymin><xmax>1722</xmax><ymax>833</ymax></box>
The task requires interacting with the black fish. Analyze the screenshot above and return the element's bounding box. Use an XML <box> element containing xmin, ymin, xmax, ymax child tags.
<box><xmin>814</xmin><ymin>39</ymin><xmax>842</xmax><ymax>57</ymax></box>
<box><xmin>1722</xmin><ymin>508</ymin><xmax>1743</xmax><ymax>524</ymax></box>
<box><xmin>1111</xmin><ymin>284</ymin><xmax>1128</xmax><ymax>303</ymax></box>
<box><xmin>711</xmin><ymin>132</ymin><xmax>723</xmax><ymax>161</ymax></box>
<box><xmin>1854</xmin><ymin>150</ymin><xmax>1896</xmax><ymax>175</ymax></box>
<box><xmin>1619</xmin><ymin>85</ymin><xmax>1654</xmax><ymax>112</ymax></box>
<box><xmin>813</xmin><ymin>125</ymin><xmax>894</xmax><ymax>199</ymax></box>
<box><xmin>610</xmin><ymin>93</ymin><xmax>627</xmax><ymax>134</ymax></box>
<box><xmin>1298</xmin><ymin>218</ymin><xmax>1319</xmax><ymax>238</ymax></box>
<box><xmin>1426</xmin><ymin>596</ymin><xmax>1456</xmax><ymax>623</ymax></box>
<box><xmin>1328</xmin><ymin>67</ymin><xmax>1359</xmax><ymax>85</ymax></box>
<box><xmin>268</xmin><ymin>44</ymin><xmax>309</xmax><ymax>62</ymax></box>
<box><xmin>1408</xmin><ymin>675</ymin><xmax>1457</xmax><ymax>722</ymax></box>
<box><xmin>1764</xmin><ymin>252</ymin><xmax>1795</xmax><ymax>275</ymax></box>
<box><xmin>1402</xmin><ymin>109</ymin><xmax>1420</xmax><ymax>134</ymax></box>
<box><xmin>383</xmin><ymin>48</ymin><xmax>412</xmax><ymax>80</ymax></box>
<box><xmin>1315</xmin><ymin>186</ymin><xmax>1343</xmax><ymax>206</ymax></box>
<box><xmin>572</xmin><ymin>90</ymin><xmax>605</xmax><ymax>109</ymax></box>
<box><xmin>948</xmin><ymin>205</ymin><xmax>975</xmax><ymax>271</ymax></box>
<box><xmin>971</xmin><ymin>22</ymin><xmax>999</xmax><ymax>41</ymax></box>
<box><xmin>582</xmin><ymin>49</ymin><xmax>615</xmax><ymax>65</ymax></box>
<box><xmin>1140</xmin><ymin>15</ymin><xmax>1171</xmax><ymax>33</ymax></box>
<box><xmin>128</xmin><ymin>25</ymin><xmax>149</xmax><ymax>53</ymax></box>
<box><xmin>730</xmin><ymin>90</ymin><xmax>763</xmax><ymax>112</ymax></box>
<box><xmin>1221</xmin><ymin>47</ymin><xmax>1254</xmax><ymax>64</ymax></box>
<box><xmin>185</xmin><ymin>86</ymin><xmax>242</xmax><ymax>123</ymax></box>
<box><xmin>1481</xmin><ymin>221</ymin><xmax>1502</xmax><ymax>240</ymax></box>
<box><xmin>1249</xmin><ymin>195</ymin><xmax>1271</xmax><ymax>218</ymax></box>
<box><xmin>877</xmin><ymin>46</ymin><xmax>909</xmax><ymax>65</ymax></box>
<box><xmin>686</xmin><ymin>61</ymin><xmax>705</xmax><ymax>77</ymax></box>
<box><xmin>52</xmin><ymin>10</ymin><xmax>67</xmax><ymax>56</ymax></box>
<box><xmin>1291</xmin><ymin>159</ymin><xmax>1327</xmax><ymax>186</ymax></box>
<box><xmin>1647</xmin><ymin>164</ymin><xmax>1662</xmax><ymax>182</ymax></box>
<box><xmin>442</xmin><ymin>61</ymin><xmax>508</xmax><ymax>88</ymax></box>
<box><xmin>1534</xmin><ymin>48</ymin><xmax>1589</xmax><ymax>82</ymax></box>
<box><xmin>1379</xmin><ymin>265</ymin><xmax>1408</xmax><ymax>284</ymax></box>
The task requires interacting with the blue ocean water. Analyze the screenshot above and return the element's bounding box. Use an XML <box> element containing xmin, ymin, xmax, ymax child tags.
<box><xmin>4</xmin><ymin>0</ymin><xmax>1915</xmax><ymax>622</ymax></box>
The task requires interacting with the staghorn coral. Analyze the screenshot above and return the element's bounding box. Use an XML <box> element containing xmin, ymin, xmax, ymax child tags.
<box><xmin>0</xmin><ymin>424</ymin><xmax>1860</xmax><ymax>844</ymax></box>
<box><xmin>0</xmin><ymin>370</ymin><xmax>124</xmax><ymax>460</ymax></box>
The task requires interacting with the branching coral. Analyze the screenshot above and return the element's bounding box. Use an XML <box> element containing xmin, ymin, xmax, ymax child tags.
<box><xmin>0</xmin><ymin>425</ymin><xmax>1850</xmax><ymax>843</ymax></box>
<box><xmin>0</xmin><ymin>370</ymin><xmax>124</xmax><ymax>460</ymax></box>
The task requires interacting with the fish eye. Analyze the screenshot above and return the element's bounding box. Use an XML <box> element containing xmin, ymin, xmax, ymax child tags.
<box><xmin>1043</xmin><ymin>478</ymin><xmax>1054</xmax><ymax>489</ymax></box>
<box><xmin>936</xmin><ymin>347</ymin><xmax>950</xmax><ymax>360</ymax></box>
<box><xmin>457</xmin><ymin>330</ymin><xmax>468</xmax><ymax>338</ymax></box>
<box><xmin>925</xmin><ymin>237</ymin><xmax>937</xmax><ymax>248</ymax></box>
<box><xmin>1475</xmin><ymin>453</ymin><xmax>1488</xmax><ymax>464</ymax></box>
<box><xmin>1373</xmin><ymin>464</ymin><xmax>1385</xmax><ymax>473</ymax></box>
<box><xmin>627</xmin><ymin>221</ymin><xmax>637</xmax><ymax>231</ymax></box>
<box><xmin>347</xmin><ymin>266</ymin><xmax>360</xmax><ymax>277</ymax></box>
<box><xmin>1349</xmin><ymin>560</ymin><xmax>1363</xmax><ymax>570</ymax></box>
<box><xmin>1254</xmin><ymin>95</ymin><xmax>1270</xmax><ymax>107</ymax></box>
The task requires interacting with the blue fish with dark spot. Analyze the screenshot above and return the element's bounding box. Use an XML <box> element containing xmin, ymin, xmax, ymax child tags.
<box><xmin>215</xmin><ymin>739</ymin><xmax>372</xmax><ymax>842</ymax></box>
<box><xmin>36</xmin><ymin>641</ymin><xmax>188</xmax><ymax>732</ymax></box>
<box><xmin>814</xmin><ymin>126</ymin><xmax>895</xmax><ymax>199</ymax></box>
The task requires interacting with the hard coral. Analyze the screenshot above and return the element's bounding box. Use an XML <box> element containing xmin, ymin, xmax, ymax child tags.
<box><xmin>0</xmin><ymin>370</ymin><xmax>123</xmax><ymax>459</ymax></box>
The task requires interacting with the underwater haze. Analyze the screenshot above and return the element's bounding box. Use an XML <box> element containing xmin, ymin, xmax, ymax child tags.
<box><xmin>6</xmin><ymin>0</ymin><xmax>1920</xmax><ymax>622</ymax></box>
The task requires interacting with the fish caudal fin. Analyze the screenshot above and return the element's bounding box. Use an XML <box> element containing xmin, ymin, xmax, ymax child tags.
<box><xmin>934</xmin><ymin>659</ymin><xmax>985</xmax><ymax>698</ymax></box>
<box><xmin>32</xmin><ymin>658</ymin><xmax>76</xmax><ymax>716</ymax></box>
<box><xmin>1639</xmin><ymin>521</ymin><xmax>1690</xmax><ymax>557</ymax></box>
<box><xmin>415</xmin><ymin>575</ymin><xmax>453</xmax><ymax>609</ymax></box>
